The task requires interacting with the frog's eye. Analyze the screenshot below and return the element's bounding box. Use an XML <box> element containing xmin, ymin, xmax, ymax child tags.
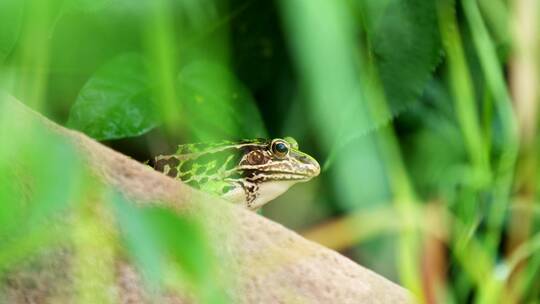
<box><xmin>271</xmin><ymin>139</ymin><xmax>289</xmax><ymax>158</ymax></box>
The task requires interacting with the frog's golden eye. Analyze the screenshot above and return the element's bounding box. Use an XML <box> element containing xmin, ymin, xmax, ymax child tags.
<box><xmin>271</xmin><ymin>139</ymin><xmax>289</xmax><ymax>158</ymax></box>
<box><xmin>247</xmin><ymin>150</ymin><xmax>265</xmax><ymax>165</ymax></box>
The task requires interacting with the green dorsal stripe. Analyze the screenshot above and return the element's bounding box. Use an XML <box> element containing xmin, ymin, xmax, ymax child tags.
<box><xmin>153</xmin><ymin>146</ymin><xmax>245</xmax><ymax>184</ymax></box>
<box><xmin>175</xmin><ymin>139</ymin><xmax>268</xmax><ymax>155</ymax></box>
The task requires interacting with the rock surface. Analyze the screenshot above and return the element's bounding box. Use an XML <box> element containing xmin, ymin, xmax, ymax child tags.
<box><xmin>1</xmin><ymin>94</ymin><xmax>411</xmax><ymax>303</ymax></box>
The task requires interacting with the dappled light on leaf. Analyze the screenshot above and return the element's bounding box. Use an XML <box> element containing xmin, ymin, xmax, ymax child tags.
<box><xmin>177</xmin><ymin>61</ymin><xmax>267</xmax><ymax>141</ymax></box>
<box><xmin>67</xmin><ymin>53</ymin><xmax>158</xmax><ymax>140</ymax></box>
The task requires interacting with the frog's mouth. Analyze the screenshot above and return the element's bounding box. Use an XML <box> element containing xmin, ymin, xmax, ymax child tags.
<box><xmin>265</xmin><ymin>170</ymin><xmax>318</xmax><ymax>179</ymax></box>
<box><xmin>261</xmin><ymin>158</ymin><xmax>320</xmax><ymax>180</ymax></box>
<box><xmin>240</xmin><ymin>168</ymin><xmax>318</xmax><ymax>183</ymax></box>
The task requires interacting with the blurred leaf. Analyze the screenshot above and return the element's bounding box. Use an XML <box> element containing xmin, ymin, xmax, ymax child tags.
<box><xmin>231</xmin><ymin>0</ymin><xmax>286</xmax><ymax>91</ymax></box>
<box><xmin>321</xmin><ymin>0</ymin><xmax>443</xmax><ymax>169</ymax></box>
<box><xmin>279</xmin><ymin>0</ymin><xmax>372</xmax><ymax>149</ymax></box>
<box><xmin>0</xmin><ymin>98</ymin><xmax>83</xmax><ymax>270</ymax></box>
<box><xmin>0</xmin><ymin>0</ymin><xmax>24</xmax><ymax>64</ymax></box>
<box><xmin>65</xmin><ymin>0</ymin><xmax>113</xmax><ymax>13</ymax></box>
<box><xmin>111</xmin><ymin>193</ymin><xmax>162</xmax><ymax>284</ymax></box>
<box><xmin>0</xmin><ymin>128</ymin><xmax>82</xmax><ymax>235</ymax></box>
<box><xmin>72</xmin><ymin>202</ymin><xmax>117</xmax><ymax>304</ymax></box>
<box><xmin>67</xmin><ymin>53</ymin><xmax>159</xmax><ymax>140</ymax></box>
<box><xmin>406</xmin><ymin>107</ymin><xmax>467</xmax><ymax>197</ymax></box>
<box><xmin>177</xmin><ymin>60</ymin><xmax>267</xmax><ymax>141</ymax></box>
<box><xmin>112</xmin><ymin>193</ymin><xmax>226</xmax><ymax>303</ymax></box>
<box><xmin>361</xmin><ymin>0</ymin><xmax>442</xmax><ymax>116</ymax></box>
<box><xmin>280</xmin><ymin>0</ymin><xmax>391</xmax><ymax>212</ymax></box>
<box><xmin>146</xmin><ymin>208</ymin><xmax>210</xmax><ymax>282</ymax></box>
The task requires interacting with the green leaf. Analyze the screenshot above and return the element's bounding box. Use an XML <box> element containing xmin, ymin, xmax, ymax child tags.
<box><xmin>67</xmin><ymin>53</ymin><xmax>159</xmax><ymax>140</ymax></box>
<box><xmin>112</xmin><ymin>193</ymin><xmax>227</xmax><ymax>303</ymax></box>
<box><xmin>0</xmin><ymin>0</ymin><xmax>24</xmax><ymax>64</ymax></box>
<box><xmin>111</xmin><ymin>193</ymin><xmax>163</xmax><ymax>285</ymax></box>
<box><xmin>362</xmin><ymin>0</ymin><xmax>442</xmax><ymax>116</ymax></box>
<box><xmin>65</xmin><ymin>0</ymin><xmax>113</xmax><ymax>13</ymax></box>
<box><xmin>177</xmin><ymin>61</ymin><xmax>267</xmax><ymax>141</ymax></box>
<box><xmin>0</xmin><ymin>98</ymin><xmax>83</xmax><ymax>271</ymax></box>
<box><xmin>322</xmin><ymin>0</ymin><xmax>443</xmax><ymax>169</ymax></box>
<box><xmin>0</xmin><ymin>126</ymin><xmax>82</xmax><ymax>235</ymax></box>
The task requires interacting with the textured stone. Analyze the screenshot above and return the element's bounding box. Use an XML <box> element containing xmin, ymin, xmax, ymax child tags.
<box><xmin>1</xmin><ymin>94</ymin><xmax>411</xmax><ymax>303</ymax></box>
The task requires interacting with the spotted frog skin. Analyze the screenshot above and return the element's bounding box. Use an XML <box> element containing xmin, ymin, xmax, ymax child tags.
<box><xmin>152</xmin><ymin>137</ymin><xmax>320</xmax><ymax>210</ymax></box>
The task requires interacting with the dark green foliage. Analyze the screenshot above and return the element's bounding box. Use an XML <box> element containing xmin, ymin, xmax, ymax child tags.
<box><xmin>177</xmin><ymin>61</ymin><xmax>267</xmax><ymax>141</ymax></box>
<box><xmin>67</xmin><ymin>53</ymin><xmax>158</xmax><ymax>140</ymax></box>
<box><xmin>67</xmin><ymin>54</ymin><xmax>265</xmax><ymax>141</ymax></box>
<box><xmin>64</xmin><ymin>0</ymin><xmax>441</xmax><ymax>143</ymax></box>
<box><xmin>362</xmin><ymin>0</ymin><xmax>442</xmax><ymax>116</ymax></box>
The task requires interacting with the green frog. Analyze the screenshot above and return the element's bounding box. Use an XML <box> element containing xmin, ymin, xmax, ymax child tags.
<box><xmin>152</xmin><ymin>137</ymin><xmax>320</xmax><ymax>210</ymax></box>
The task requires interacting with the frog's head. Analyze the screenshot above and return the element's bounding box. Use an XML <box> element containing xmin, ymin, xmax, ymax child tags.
<box><xmin>229</xmin><ymin>137</ymin><xmax>320</xmax><ymax>208</ymax></box>
<box><xmin>237</xmin><ymin>137</ymin><xmax>320</xmax><ymax>182</ymax></box>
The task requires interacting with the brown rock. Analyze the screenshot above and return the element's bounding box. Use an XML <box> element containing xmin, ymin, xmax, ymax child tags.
<box><xmin>0</xmin><ymin>94</ymin><xmax>411</xmax><ymax>303</ymax></box>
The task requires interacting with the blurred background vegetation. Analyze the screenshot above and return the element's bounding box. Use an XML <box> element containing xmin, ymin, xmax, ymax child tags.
<box><xmin>1</xmin><ymin>0</ymin><xmax>539</xmax><ymax>302</ymax></box>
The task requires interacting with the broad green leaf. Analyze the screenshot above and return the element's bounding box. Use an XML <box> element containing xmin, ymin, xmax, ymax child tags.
<box><xmin>320</xmin><ymin>0</ymin><xmax>443</xmax><ymax>169</ymax></box>
<box><xmin>0</xmin><ymin>0</ymin><xmax>24</xmax><ymax>64</ymax></box>
<box><xmin>361</xmin><ymin>0</ymin><xmax>442</xmax><ymax>116</ymax></box>
<box><xmin>67</xmin><ymin>53</ymin><xmax>158</xmax><ymax>140</ymax></box>
<box><xmin>177</xmin><ymin>61</ymin><xmax>267</xmax><ymax>141</ymax></box>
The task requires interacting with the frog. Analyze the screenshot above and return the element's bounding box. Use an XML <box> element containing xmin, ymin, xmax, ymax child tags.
<box><xmin>152</xmin><ymin>137</ymin><xmax>320</xmax><ymax>210</ymax></box>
